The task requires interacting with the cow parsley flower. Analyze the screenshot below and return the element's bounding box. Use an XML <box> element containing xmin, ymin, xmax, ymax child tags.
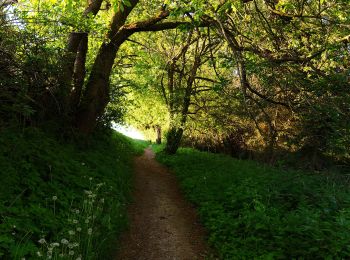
<box><xmin>38</xmin><ymin>238</ymin><xmax>46</xmax><ymax>244</ymax></box>
<box><xmin>61</xmin><ymin>239</ymin><xmax>69</xmax><ymax>245</ymax></box>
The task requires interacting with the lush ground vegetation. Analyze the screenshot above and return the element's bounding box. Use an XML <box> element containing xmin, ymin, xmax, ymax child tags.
<box><xmin>1</xmin><ymin>0</ymin><xmax>350</xmax><ymax>258</ymax></box>
<box><xmin>0</xmin><ymin>128</ymin><xmax>146</xmax><ymax>259</ymax></box>
<box><xmin>155</xmin><ymin>146</ymin><xmax>350</xmax><ymax>259</ymax></box>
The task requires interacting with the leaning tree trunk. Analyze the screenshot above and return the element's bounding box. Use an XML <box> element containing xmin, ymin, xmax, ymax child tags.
<box><xmin>74</xmin><ymin>42</ymin><xmax>119</xmax><ymax>133</ymax></box>
<box><xmin>73</xmin><ymin>1</ymin><xmax>187</xmax><ymax>134</ymax></box>
<box><xmin>74</xmin><ymin>0</ymin><xmax>140</xmax><ymax>134</ymax></box>
<box><xmin>75</xmin><ymin>29</ymin><xmax>133</xmax><ymax>134</ymax></box>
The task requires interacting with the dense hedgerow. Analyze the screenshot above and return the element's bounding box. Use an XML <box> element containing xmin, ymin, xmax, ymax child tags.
<box><xmin>156</xmin><ymin>147</ymin><xmax>350</xmax><ymax>259</ymax></box>
<box><xmin>0</xmin><ymin>127</ymin><xmax>146</xmax><ymax>259</ymax></box>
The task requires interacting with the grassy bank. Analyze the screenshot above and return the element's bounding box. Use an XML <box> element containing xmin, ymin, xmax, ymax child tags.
<box><xmin>0</xmin><ymin>127</ymin><xmax>146</xmax><ymax>259</ymax></box>
<box><xmin>156</xmin><ymin>146</ymin><xmax>350</xmax><ymax>259</ymax></box>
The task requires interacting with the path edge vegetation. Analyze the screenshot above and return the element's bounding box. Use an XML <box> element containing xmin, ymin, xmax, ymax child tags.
<box><xmin>0</xmin><ymin>127</ymin><xmax>148</xmax><ymax>259</ymax></box>
<box><xmin>154</xmin><ymin>145</ymin><xmax>350</xmax><ymax>259</ymax></box>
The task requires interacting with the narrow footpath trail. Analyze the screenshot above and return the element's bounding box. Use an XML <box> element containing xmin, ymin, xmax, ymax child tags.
<box><xmin>116</xmin><ymin>148</ymin><xmax>209</xmax><ymax>260</ymax></box>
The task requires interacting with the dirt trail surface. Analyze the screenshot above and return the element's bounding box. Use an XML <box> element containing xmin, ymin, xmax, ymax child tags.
<box><xmin>116</xmin><ymin>148</ymin><xmax>208</xmax><ymax>260</ymax></box>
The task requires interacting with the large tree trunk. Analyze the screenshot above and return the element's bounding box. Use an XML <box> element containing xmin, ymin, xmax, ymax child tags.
<box><xmin>164</xmin><ymin>106</ymin><xmax>190</xmax><ymax>154</ymax></box>
<box><xmin>60</xmin><ymin>0</ymin><xmax>103</xmax><ymax>112</ymax></box>
<box><xmin>74</xmin><ymin>0</ymin><xmax>140</xmax><ymax>134</ymax></box>
<box><xmin>75</xmin><ymin>29</ymin><xmax>133</xmax><ymax>134</ymax></box>
<box><xmin>74</xmin><ymin>42</ymin><xmax>119</xmax><ymax>133</ymax></box>
<box><xmin>164</xmin><ymin>49</ymin><xmax>200</xmax><ymax>154</ymax></box>
<box><xmin>165</xmin><ymin>125</ymin><xmax>184</xmax><ymax>154</ymax></box>
<box><xmin>73</xmin><ymin>1</ymin><xmax>185</xmax><ymax>134</ymax></box>
<box><xmin>61</xmin><ymin>33</ymin><xmax>86</xmax><ymax>103</ymax></box>
<box><xmin>69</xmin><ymin>33</ymin><xmax>88</xmax><ymax>111</ymax></box>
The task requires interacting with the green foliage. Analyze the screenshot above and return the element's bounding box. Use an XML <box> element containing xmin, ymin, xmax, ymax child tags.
<box><xmin>156</xmin><ymin>147</ymin><xmax>350</xmax><ymax>259</ymax></box>
<box><xmin>0</xmin><ymin>127</ymin><xmax>145</xmax><ymax>259</ymax></box>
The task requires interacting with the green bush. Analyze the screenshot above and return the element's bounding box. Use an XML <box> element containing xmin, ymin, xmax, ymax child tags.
<box><xmin>0</xmin><ymin>128</ymin><xmax>145</xmax><ymax>259</ymax></box>
<box><xmin>156</xmin><ymin>147</ymin><xmax>350</xmax><ymax>259</ymax></box>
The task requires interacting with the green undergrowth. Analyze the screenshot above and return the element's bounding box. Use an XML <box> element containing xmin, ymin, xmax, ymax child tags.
<box><xmin>155</xmin><ymin>146</ymin><xmax>350</xmax><ymax>259</ymax></box>
<box><xmin>0</xmin><ymin>127</ymin><xmax>147</xmax><ymax>259</ymax></box>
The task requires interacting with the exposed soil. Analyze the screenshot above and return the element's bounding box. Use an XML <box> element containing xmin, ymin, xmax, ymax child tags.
<box><xmin>116</xmin><ymin>148</ymin><xmax>209</xmax><ymax>260</ymax></box>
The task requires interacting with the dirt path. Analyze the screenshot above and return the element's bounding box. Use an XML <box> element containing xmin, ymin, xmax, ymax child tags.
<box><xmin>116</xmin><ymin>148</ymin><xmax>209</xmax><ymax>260</ymax></box>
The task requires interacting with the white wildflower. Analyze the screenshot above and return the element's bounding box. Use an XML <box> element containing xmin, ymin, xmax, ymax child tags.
<box><xmin>38</xmin><ymin>238</ymin><xmax>46</xmax><ymax>244</ymax></box>
<box><xmin>87</xmin><ymin>228</ymin><xmax>92</xmax><ymax>235</ymax></box>
<box><xmin>52</xmin><ymin>196</ymin><xmax>57</xmax><ymax>201</ymax></box>
<box><xmin>36</xmin><ymin>251</ymin><xmax>42</xmax><ymax>257</ymax></box>
<box><xmin>73</xmin><ymin>219</ymin><xmax>78</xmax><ymax>224</ymax></box>
<box><xmin>68</xmin><ymin>230</ymin><xmax>75</xmax><ymax>235</ymax></box>
<box><xmin>61</xmin><ymin>238</ymin><xmax>69</xmax><ymax>245</ymax></box>
<box><xmin>89</xmin><ymin>177</ymin><xmax>92</xmax><ymax>181</ymax></box>
<box><xmin>73</xmin><ymin>242</ymin><xmax>79</xmax><ymax>247</ymax></box>
<box><xmin>76</xmin><ymin>227</ymin><xmax>82</xmax><ymax>232</ymax></box>
<box><xmin>85</xmin><ymin>219</ymin><xmax>89</xmax><ymax>224</ymax></box>
<box><xmin>69</xmin><ymin>250</ymin><xmax>75</xmax><ymax>256</ymax></box>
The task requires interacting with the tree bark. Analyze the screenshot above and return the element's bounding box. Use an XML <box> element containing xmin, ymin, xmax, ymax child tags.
<box><xmin>69</xmin><ymin>33</ymin><xmax>88</xmax><ymax>111</ymax></box>
<box><xmin>74</xmin><ymin>3</ymin><xmax>184</xmax><ymax>133</ymax></box>
<box><xmin>62</xmin><ymin>32</ymin><xmax>86</xmax><ymax>95</ymax></box>
<box><xmin>61</xmin><ymin>0</ymin><xmax>103</xmax><ymax>111</ymax></box>
<box><xmin>74</xmin><ymin>36</ymin><xmax>130</xmax><ymax>133</ymax></box>
<box><xmin>74</xmin><ymin>0</ymin><xmax>140</xmax><ymax>133</ymax></box>
<box><xmin>165</xmin><ymin>125</ymin><xmax>184</xmax><ymax>154</ymax></box>
<box><xmin>164</xmin><ymin>38</ymin><xmax>202</xmax><ymax>154</ymax></box>
<box><xmin>74</xmin><ymin>2</ymin><xmax>207</xmax><ymax>134</ymax></box>
<box><xmin>156</xmin><ymin>125</ymin><xmax>162</xmax><ymax>144</ymax></box>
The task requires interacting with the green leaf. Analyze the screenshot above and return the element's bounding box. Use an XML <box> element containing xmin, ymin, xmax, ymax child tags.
<box><xmin>123</xmin><ymin>0</ymin><xmax>132</xmax><ymax>7</ymax></box>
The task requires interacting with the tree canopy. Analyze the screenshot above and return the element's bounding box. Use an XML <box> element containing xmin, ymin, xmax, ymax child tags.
<box><xmin>1</xmin><ymin>0</ymin><xmax>349</xmax><ymax>163</ymax></box>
